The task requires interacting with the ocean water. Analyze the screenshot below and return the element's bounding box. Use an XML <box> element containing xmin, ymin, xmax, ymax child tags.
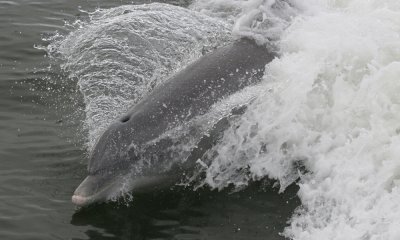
<box><xmin>2</xmin><ymin>0</ymin><xmax>400</xmax><ymax>239</ymax></box>
<box><xmin>0</xmin><ymin>0</ymin><xmax>298</xmax><ymax>240</ymax></box>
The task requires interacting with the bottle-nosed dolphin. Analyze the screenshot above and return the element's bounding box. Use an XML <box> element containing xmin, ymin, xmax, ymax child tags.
<box><xmin>72</xmin><ymin>38</ymin><xmax>275</xmax><ymax>207</ymax></box>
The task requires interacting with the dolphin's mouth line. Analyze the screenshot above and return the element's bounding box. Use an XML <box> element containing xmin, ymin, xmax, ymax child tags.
<box><xmin>71</xmin><ymin>194</ymin><xmax>92</xmax><ymax>207</ymax></box>
<box><xmin>72</xmin><ymin>172</ymin><xmax>182</xmax><ymax>207</ymax></box>
<box><xmin>72</xmin><ymin>173</ymin><xmax>125</xmax><ymax>207</ymax></box>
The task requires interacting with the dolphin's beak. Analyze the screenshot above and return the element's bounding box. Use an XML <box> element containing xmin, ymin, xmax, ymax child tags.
<box><xmin>72</xmin><ymin>168</ymin><xmax>179</xmax><ymax>207</ymax></box>
<box><xmin>72</xmin><ymin>172</ymin><xmax>124</xmax><ymax>207</ymax></box>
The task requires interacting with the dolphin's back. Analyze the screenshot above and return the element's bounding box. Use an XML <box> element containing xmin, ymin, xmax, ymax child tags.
<box><xmin>122</xmin><ymin>39</ymin><xmax>274</xmax><ymax>141</ymax></box>
<box><xmin>88</xmin><ymin>39</ymin><xmax>275</xmax><ymax>174</ymax></box>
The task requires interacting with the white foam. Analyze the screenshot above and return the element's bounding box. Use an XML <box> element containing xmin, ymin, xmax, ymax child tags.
<box><xmin>196</xmin><ymin>0</ymin><xmax>400</xmax><ymax>239</ymax></box>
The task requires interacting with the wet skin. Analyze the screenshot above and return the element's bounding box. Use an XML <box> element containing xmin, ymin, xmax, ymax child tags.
<box><xmin>72</xmin><ymin>38</ymin><xmax>276</xmax><ymax>206</ymax></box>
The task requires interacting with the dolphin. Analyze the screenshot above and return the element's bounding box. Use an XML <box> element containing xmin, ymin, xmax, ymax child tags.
<box><xmin>72</xmin><ymin>38</ymin><xmax>276</xmax><ymax>206</ymax></box>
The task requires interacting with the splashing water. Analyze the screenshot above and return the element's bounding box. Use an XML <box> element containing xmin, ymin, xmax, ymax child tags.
<box><xmin>46</xmin><ymin>3</ymin><xmax>232</xmax><ymax>149</ymax></box>
<box><xmin>46</xmin><ymin>0</ymin><xmax>400</xmax><ymax>239</ymax></box>
<box><xmin>192</xmin><ymin>0</ymin><xmax>302</xmax><ymax>45</ymax></box>
<box><xmin>194</xmin><ymin>0</ymin><xmax>400</xmax><ymax>239</ymax></box>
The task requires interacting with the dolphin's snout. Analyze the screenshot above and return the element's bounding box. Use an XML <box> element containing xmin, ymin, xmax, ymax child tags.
<box><xmin>72</xmin><ymin>175</ymin><xmax>99</xmax><ymax>206</ymax></box>
<box><xmin>72</xmin><ymin>194</ymin><xmax>90</xmax><ymax>206</ymax></box>
<box><xmin>72</xmin><ymin>173</ymin><xmax>124</xmax><ymax>207</ymax></box>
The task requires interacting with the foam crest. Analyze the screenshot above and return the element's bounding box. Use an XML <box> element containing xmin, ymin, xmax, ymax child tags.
<box><xmin>198</xmin><ymin>0</ymin><xmax>400</xmax><ymax>239</ymax></box>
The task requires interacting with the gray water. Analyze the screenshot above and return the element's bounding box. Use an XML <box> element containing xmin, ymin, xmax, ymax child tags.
<box><xmin>0</xmin><ymin>0</ymin><xmax>300</xmax><ymax>239</ymax></box>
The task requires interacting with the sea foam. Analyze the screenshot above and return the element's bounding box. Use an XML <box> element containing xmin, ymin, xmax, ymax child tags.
<box><xmin>193</xmin><ymin>0</ymin><xmax>400</xmax><ymax>239</ymax></box>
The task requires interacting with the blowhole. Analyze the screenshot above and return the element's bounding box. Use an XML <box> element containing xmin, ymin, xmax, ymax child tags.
<box><xmin>120</xmin><ymin>115</ymin><xmax>130</xmax><ymax>123</ymax></box>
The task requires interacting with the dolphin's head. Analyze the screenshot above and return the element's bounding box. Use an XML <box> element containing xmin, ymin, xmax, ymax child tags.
<box><xmin>71</xmin><ymin>170</ymin><xmax>127</xmax><ymax>206</ymax></box>
<box><xmin>71</xmin><ymin>118</ymin><xmax>176</xmax><ymax>207</ymax></box>
<box><xmin>72</xmin><ymin>120</ymin><xmax>134</xmax><ymax>206</ymax></box>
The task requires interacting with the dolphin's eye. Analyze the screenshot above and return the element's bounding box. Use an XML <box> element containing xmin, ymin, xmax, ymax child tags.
<box><xmin>120</xmin><ymin>115</ymin><xmax>130</xmax><ymax>123</ymax></box>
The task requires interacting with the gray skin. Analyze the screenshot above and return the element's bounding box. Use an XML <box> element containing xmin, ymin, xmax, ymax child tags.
<box><xmin>72</xmin><ymin>38</ymin><xmax>276</xmax><ymax>206</ymax></box>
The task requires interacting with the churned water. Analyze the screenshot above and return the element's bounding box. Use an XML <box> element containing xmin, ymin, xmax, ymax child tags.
<box><xmin>193</xmin><ymin>0</ymin><xmax>400</xmax><ymax>239</ymax></box>
<box><xmin>2</xmin><ymin>0</ymin><xmax>399</xmax><ymax>239</ymax></box>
